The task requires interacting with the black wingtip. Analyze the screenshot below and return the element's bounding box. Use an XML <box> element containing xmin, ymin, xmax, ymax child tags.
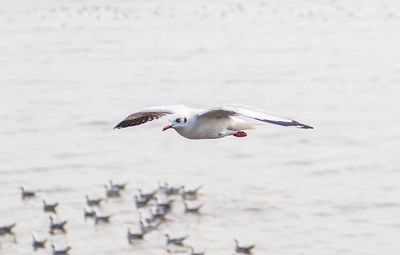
<box><xmin>299</xmin><ymin>124</ymin><xmax>313</xmax><ymax>129</ymax></box>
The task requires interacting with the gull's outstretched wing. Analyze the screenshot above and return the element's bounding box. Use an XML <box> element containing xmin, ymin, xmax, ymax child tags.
<box><xmin>197</xmin><ymin>104</ymin><xmax>313</xmax><ymax>129</ymax></box>
<box><xmin>113</xmin><ymin>105</ymin><xmax>187</xmax><ymax>129</ymax></box>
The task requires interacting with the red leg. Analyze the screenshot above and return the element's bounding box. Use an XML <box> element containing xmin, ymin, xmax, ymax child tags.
<box><xmin>233</xmin><ymin>131</ymin><xmax>247</xmax><ymax>137</ymax></box>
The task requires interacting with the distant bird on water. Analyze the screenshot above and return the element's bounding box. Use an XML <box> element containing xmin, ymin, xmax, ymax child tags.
<box><xmin>234</xmin><ymin>239</ymin><xmax>255</xmax><ymax>254</ymax></box>
<box><xmin>85</xmin><ymin>195</ymin><xmax>103</xmax><ymax>206</ymax></box>
<box><xmin>51</xmin><ymin>244</ymin><xmax>71</xmax><ymax>255</ymax></box>
<box><xmin>165</xmin><ymin>234</ymin><xmax>188</xmax><ymax>246</ymax></box>
<box><xmin>43</xmin><ymin>200</ymin><xmax>58</xmax><ymax>213</ymax></box>
<box><xmin>114</xmin><ymin>104</ymin><xmax>313</xmax><ymax>139</ymax></box>
<box><xmin>183</xmin><ymin>201</ymin><xmax>203</xmax><ymax>214</ymax></box>
<box><xmin>0</xmin><ymin>223</ymin><xmax>16</xmax><ymax>235</ymax></box>
<box><xmin>49</xmin><ymin>216</ymin><xmax>67</xmax><ymax>233</ymax></box>
<box><xmin>189</xmin><ymin>246</ymin><xmax>205</xmax><ymax>255</ymax></box>
<box><xmin>93</xmin><ymin>211</ymin><xmax>111</xmax><ymax>224</ymax></box>
<box><xmin>32</xmin><ymin>232</ymin><xmax>46</xmax><ymax>250</ymax></box>
<box><xmin>127</xmin><ymin>228</ymin><xmax>144</xmax><ymax>243</ymax></box>
<box><xmin>109</xmin><ymin>179</ymin><xmax>127</xmax><ymax>191</ymax></box>
<box><xmin>20</xmin><ymin>186</ymin><xmax>35</xmax><ymax>199</ymax></box>
<box><xmin>104</xmin><ymin>185</ymin><xmax>120</xmax><ymax>197</ymax></box>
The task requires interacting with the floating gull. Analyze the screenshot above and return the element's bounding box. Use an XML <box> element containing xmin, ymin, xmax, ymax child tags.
<box><xmin>109</xmin><ymin>179</ymin><xmax>127</xmax><ymax>191</ymax></box>
<box><xmin>0</xmin><ymin>223</ymin><xmax>16</xmax><ymax>235</ymax></box>
<box><xmin>189</xmin><ymin>246</ymin><xmax>205</xmax><ymax>255</ymax></box>
<box><xmin>140</xmin><ymin>219</ymin><xmax>160</xmax><ymax>233</ymax></box>
<box><xmin>114</xmin><ymin>104</ymin><xmax>313</xmax><ymax>139</ymax></box>
<box><xmin>43</xmin><ymin>200</ymin><xmax>58</xmax><ymax>213</ymax></box>
<box><xmin>49</xmin><ymin>216</ymin><xmax>67</xmax><ymax>233</ymax></box>
<box><xmin>183</xmin><ymin>201</ymin><xmax>203</xmax><ymax>214</ymax></box>
<box><xmin>93</xmin><ymin>212</ymin><xmax>111</xmax><ymax>224</ymax></box>
<box><xmin>32</xmin><ymin>232</ymin><xmax>46</xmax><ymax>250</ymax></box>
<box><xmin>104</xmin><ymin>185</ymin><xmax>120</xmax><ymax>198</ymax></box>
<box><xmin>127</xmin><ymin>228</ymin><xmax>144</xmax><ymax>243</ymax></box>
<box><xmin>20</xmin><ymin>186</ymin><xmax>35</xmax><ymax>199</ymax></box>
<box><xmin>85</xmin><ymin>195</ymin><xmax>103</xmax><ymax>206</ymax></box>
<box><xmin>234</xmin><ymin>239</ymin><xmax>255</xmax><ymax>254</ymax></box>
<box><xmin>83</xmin><ymin>208</ymin><xmax>96</xmax><ymax>218</ymax></box>
<box><xmin>138</xmin><ymin>188</ymin><xmax>156</xmax><ymax>200</ymax></box>
<box><xmin>134</xmin><ymin>195</ymin><xmax>150</xmax><ymax>208</ymax></box>
<box><xmin>158</xmin><ymin>182</ymin><xmax>180</xmax><ymax>195</ymax></box>
<box><xmin>181</xmin><ymin>185</ymin><xmax>202</xmax><ymax>197</ymax></box>
<box><xmin>165</xmin><ymin>234</ymin><xmax>188</xmax><ymax>246</ymax></box>
<box><xmin>51</xmin><ymin>244</ymin><xmax>71</xmax><ymax>255</ymax></box>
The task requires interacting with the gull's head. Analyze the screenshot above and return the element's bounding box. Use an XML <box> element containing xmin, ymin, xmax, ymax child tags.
<box><xmin>162</xmin><ymin>116</ymin><xmax>188</xmax><ymax>131</ymax></box>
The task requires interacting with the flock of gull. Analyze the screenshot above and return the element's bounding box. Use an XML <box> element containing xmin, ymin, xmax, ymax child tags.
<box><xmin>0</xmin><ymin>181</ymin><xmax>255</xmax><ymax>254</ymax></box>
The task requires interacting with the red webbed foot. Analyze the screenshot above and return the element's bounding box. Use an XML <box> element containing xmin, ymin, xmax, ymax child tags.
<box><xmin>233</xmin><ymin>131</ymin><xmax>247</xmax><ymax>137</ymax></box>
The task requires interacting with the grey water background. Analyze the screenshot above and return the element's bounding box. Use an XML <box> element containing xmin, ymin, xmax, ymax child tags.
<box><xmin>1</xmin><ymin>0</ymin><xmax>400</xmax><ymax>254</ymax></box>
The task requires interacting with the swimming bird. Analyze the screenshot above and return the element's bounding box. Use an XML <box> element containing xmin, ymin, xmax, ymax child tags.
<box><xmin>156</xmin><ymin>199</ymin><xmax>174</xmax><ymax>213</ymax></box>
<box><xmin>49</xmin><ymin>216</ymin><xmax>67</xmax><ymax>233</ymax></box>
<box><xmin>139</xmin><ymin>219</ymin><xmax>161</xmax><ymax>233</ymax></box>
<box><xmin>114</xmin><ymin>104</ymin><xmax>313</xmax><ymax>139</ymax></box>
<box><xmin>93</xmin><ymin>212</ymin><xmax>111</xmax><ymax>224</ymax></box>
<box><xmin>189</xmin><ymin>246</ymin><xmax>205</xmax><ymax>255</ymax></box>
<box><xmin>150</xmin><ymin>205</ymin><xmax>168</xmax><ymax>219</ymax></box>
<box><xmin>32</xmin><ymin>232</ymin><xmax>46</xmax><ymax>250</ymax></box>
<box><xmin>0</xmin><ymin>223</ymin><xmax>16</xmax><ymax>235</ymax></box>
<box><xmin>181</xmin><ymin>186</ymin><xmax>202</xmax><ymax>197</ymax></box>
<box><xmin>85</xmin><ymin>195</ymin><xmax>103</xmax><ymax>206</ymax></box>
<box><xmin>51</xmin><ymin>244</ymin><xmax>71</xmax><ymax>255</ymax></box>
<box><xmin>104</xmin><ymin>185</ymin><xmax>120</xmax><ymax>197</ymax></box>
<box><xmin>43</xmin><ymin>200</ymin><xmax>58</xmax><ymax>213</ymax></box>
<box><xmin>109</xmin><ymin>179</ymin><xmax>127</xmax><ymax>191</ymax></box>
<box><xmin>159</xmin><ymin>181</ymin><xmax>180</xmax><ymax>195</ymax></box>
<box><xmin>127</xmin><ymin>228</ymin><xmax>144</xmax><ymax>243</ymax></box>
<box><xmin>183</xmin><ymin>201</ymin><xmax>203</xmax><ymax>214</ymax></box>
<box><xmin>83</xmin><ymin>208</ymin><xmax>96</xmax><ymax>218</ymax></box>
<box><xmin>134</xmin><ymin>195</ymin><xmax>150</xmax><ymax>208</ymax></box>
<box><xmin>165</xmin><ymin>234</ymin><xmax>188</xmax><ymax>246</ymax></box>
<box><xmin>234</xmin><ymin>239</ymin><xmax>255</xmax><ymax>254</ymax></box>
<box><xmin>138</xmin><ymin>188</ymin><xmax>156</xmax><ymax>200</ymax></box>
<box><xmin>20</xmin><ymin>186</ymin><xmax>35</xmax><ymax>199</ymax></box>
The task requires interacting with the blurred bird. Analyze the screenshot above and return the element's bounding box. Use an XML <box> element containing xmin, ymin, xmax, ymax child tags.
<box><xmin>51</xmin><ymin>244</ymin><xmax>71</xmax><ymax>255</ymax></box>
<box><xmin>134</xmin><ymin>195</ymin><xmax>150</xmax><ymax>208</ymax></box>
<box><xmin>165</xmin><ymin>234</ymin><xmax>188</xmax><ymax>246</ymax></box>
<box><xmin>20</xmin><ymin>186</ymin><xmax>35</xmax><ymax>199</ymax></box>
<box><xmin>181</xmin><ymin>185</ymin><xmax>202</xmax><ymax>197</ymax></box>
<box><xmin>85</xmin><ymin>195</ymin><xmax>103</xmax><ymax>206</ymax></box>
<box><xmin>127</xmin><ymin>228</ymin><xmax>144</xmax><ymax>243</ymax></box>
<box><xmin>234</xmin><ymin>239</ymin><xmax>255</xmax><ymax>254</ymax></box>
<box><xmin>0</xmin><ymin>223</ymin><xmax>16</xmax><ymax>235</ymax></box>
<box><xmin>83</xmin><ymin>208</ymin><xmax>96</xmax><ymax>218</ymax></box>
<box><xmin>32</xmin><ymin>232</ymin><xmax>46</xmax><ymax>250</ymax></box>
<box><xmin>158</xmin><ymin>181</ymin><xmax>180</xmax><ymax>195</ymax></box>
<box><xmin>183</xmin><ymin>201</ymin><xmax>203</xmax><ymax>214</ymax></box>
<box><xmin>140</xmin><ymin>219</ymin><xmax>160</xmax><ymax>233</ymax></box>
<box><xmin>94</xmin><ymin>212</ymin><xmax>111</xmax><ymax>224</ymax></box>
<box><xmin>109</xmin><ymin>179</ymin><xmax>127</xmax><ymax>191</ymax></box>
<box><xmin>104</xmin><ymin>185</ymin><xmax>120</xmax><ymax>197</ymax></box>
<box><xmin>49</xmin><ymin>216</ymin><xmax>67</xmax><ymax>233</ymax></box>
<box><xmin>189</xmin><ymin>246</ymin><xmax>205</xmax><ymax>255</ymax></box>
<box><xmin>43</xmin><ymin>200</ymin><xmax>58</xmax><ymax>213</ymax></box>
<box><xmin>137</xmin><ymin>188</ymin><xmax>156</xmax><ymax>200</ymax></box>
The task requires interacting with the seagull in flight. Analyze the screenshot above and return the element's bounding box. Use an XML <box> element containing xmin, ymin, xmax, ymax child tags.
<box><xmin>114</xmin><ymin>104</ymin><xmax>312</xmax><ymax>139</ymax></box>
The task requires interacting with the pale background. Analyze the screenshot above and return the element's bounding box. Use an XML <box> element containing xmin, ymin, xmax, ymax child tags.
<box><xmin>1</xmin><ymin>0</ymin><xmax>399</xmax><ymax>254</ymax></box>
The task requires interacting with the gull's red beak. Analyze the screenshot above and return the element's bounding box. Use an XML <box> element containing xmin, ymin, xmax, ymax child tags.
<box><xmin>162</xmin><ymin>124</ymin><xmax>173</xmax><ymax>131</ymax></box>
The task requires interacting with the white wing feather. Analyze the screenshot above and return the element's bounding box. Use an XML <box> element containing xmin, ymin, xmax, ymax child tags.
<box><xmin>197</xmin><ymin>104</ymin><xmax>313</xmax><ymax>129</ymax></box>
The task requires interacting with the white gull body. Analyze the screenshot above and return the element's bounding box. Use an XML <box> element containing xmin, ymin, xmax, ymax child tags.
<box><xmin>114</xmin><ymin>104</ymin><xmax>313</xmax><ymax>139</ymax></box>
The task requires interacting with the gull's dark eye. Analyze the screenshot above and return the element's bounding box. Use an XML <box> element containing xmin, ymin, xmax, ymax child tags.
<box><xmin>184</xmin><ymin>117</ymin><xmax>187</xmax><ymax>123</ymax></box>
<box><xmin>176</xmin><ymin>118</ymin><xmax>181</xmax><ymax>123</ymax></box>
